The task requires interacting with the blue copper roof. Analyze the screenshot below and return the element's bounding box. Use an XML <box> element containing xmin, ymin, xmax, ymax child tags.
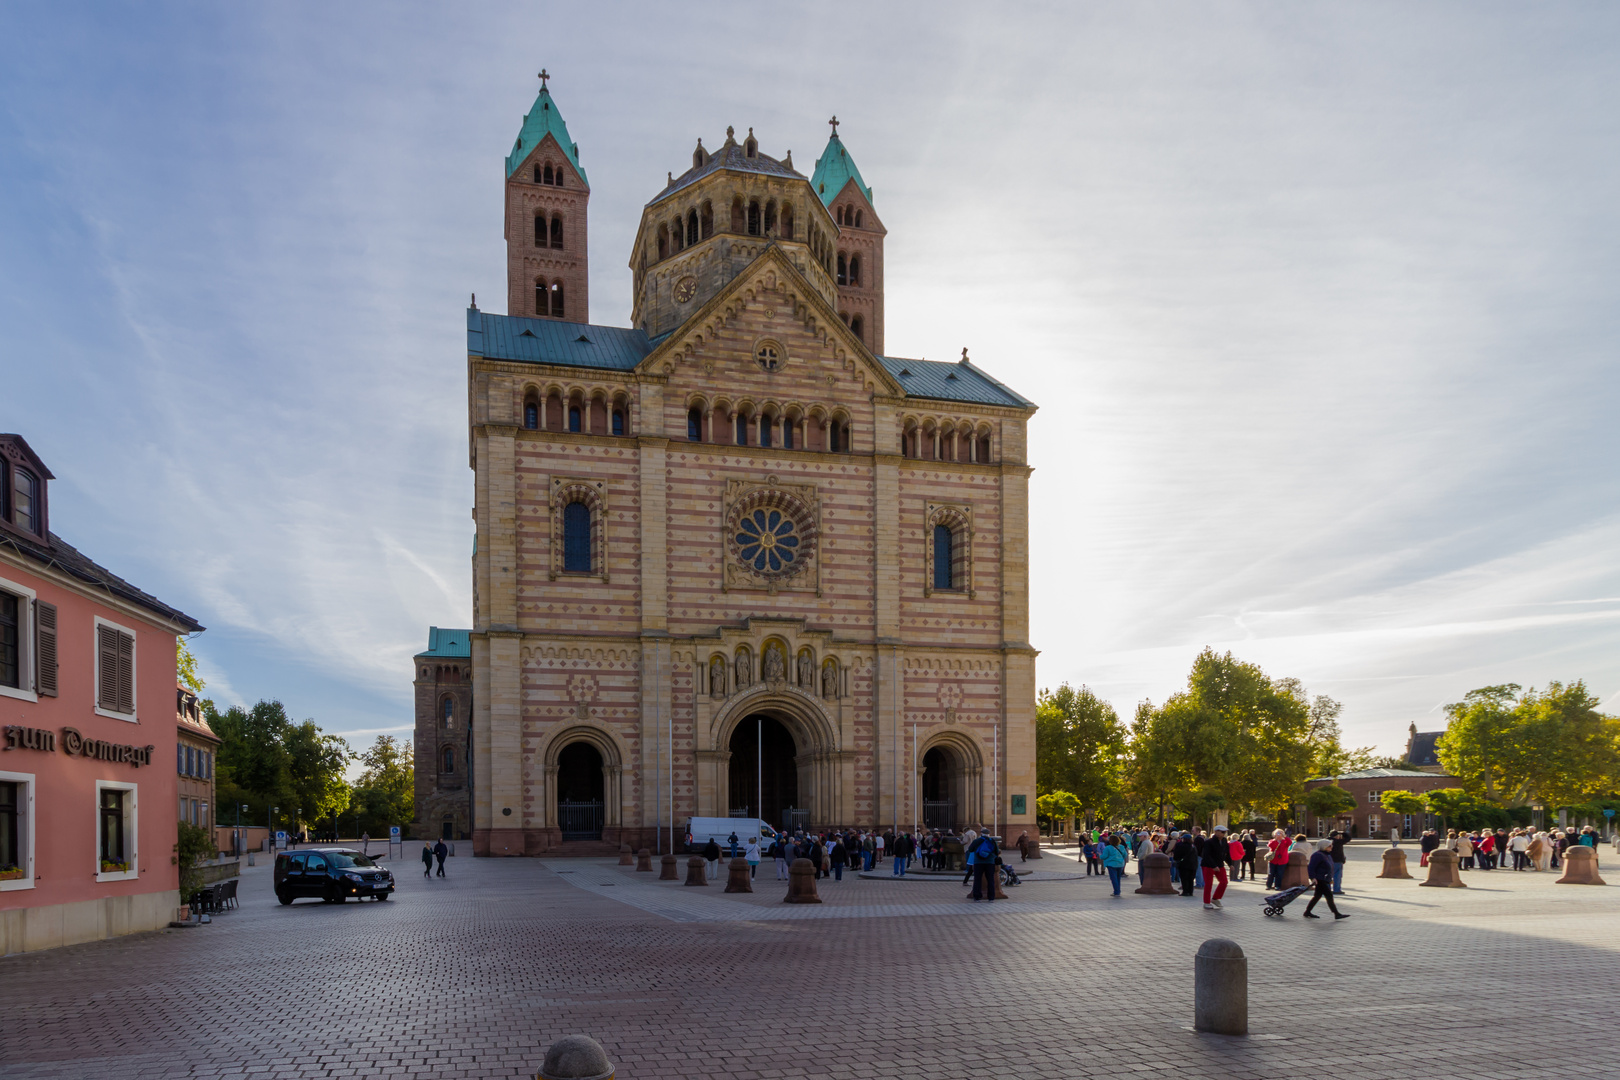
<box><xmin>506</xmin><ymin>87</ymin><xmax>588</xmax><ymax>184</ymax></box>
<box><xmin>878</xmin><ymin>356</ymin><xmax>1033</xmax><ymax>409</ymax></box>
<box><xmin>418</xmin><ymin>627</ymin><xmax>471</xmax><ymax>659</ymax></box>
<box><xmin>468</xmin><ymin>308</ymin><xmax>652</xmax><ymax>370</ymax></box>
<box><xmin>811</xmin><ymin>132</ymin><xmax>872</xmax><ymax>207</ymax></box>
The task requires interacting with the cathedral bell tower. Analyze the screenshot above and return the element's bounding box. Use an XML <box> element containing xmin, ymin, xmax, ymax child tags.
<box><xmin>505</xmin><ymin>70</ymin><xmax>590</xmax><ymax>323</ymax></box>
<box><xmin>812</xmin><ymin>117</ymin><xmax>885</xmax><ymax>354</ymax></box>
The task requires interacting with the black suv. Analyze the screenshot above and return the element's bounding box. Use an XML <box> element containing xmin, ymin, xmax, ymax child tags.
<box><xmin>274</xmin><ymin>848</ymin><xmax>395</xmax><ymax>904</ymax></box>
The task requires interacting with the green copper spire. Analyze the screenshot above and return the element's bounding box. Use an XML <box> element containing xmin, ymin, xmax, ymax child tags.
<box><xmin>505</xmin><ymin>70</ymin><xmax>589</xmax><ymax>184</ymax></box>
<box><xmin>809</xmin><ymin>115</ymin><xmax>871</xmax><ymax>207</ymax></box>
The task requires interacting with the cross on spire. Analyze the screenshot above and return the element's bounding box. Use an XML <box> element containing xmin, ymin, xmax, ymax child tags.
<box><xmin>538</xmin><ymin>69</ymin><xmax>550</xmax><ymax>89</ymax></box>
<box><xmin>828</xmin><ymin>115</ymin><xmax>839</xmax><ymax>135</ymax></box>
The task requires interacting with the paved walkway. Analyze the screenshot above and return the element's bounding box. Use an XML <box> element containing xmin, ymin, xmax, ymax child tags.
<box><xmin>1</xmin><ymin>843</ymin><xmax>1615</xmax><ymax>1079</ymax></box>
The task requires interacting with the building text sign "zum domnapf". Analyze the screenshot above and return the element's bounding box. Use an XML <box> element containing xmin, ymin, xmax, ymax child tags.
<box><xmin>2</xmin><ymin>725</ymin><xmax>155</xmax><ymax>767</ymax></box>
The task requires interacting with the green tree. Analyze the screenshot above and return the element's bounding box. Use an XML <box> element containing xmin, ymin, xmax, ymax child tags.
<box><xmin>352</xmin><ymin>735</ymin><xmax>416</xmax><ymax>837</ymax></box>
<box><xmin>177</xmin><ymin>639</ymin><xmax>205</xmax><ymax>694</ymax></box>
<box><xmin>1379</xmin><ymin>790</ymin><xmax>1427</xmax><ymax>818</ymax></box>
<box><xmin>1424</xmin><ymin>788</ymin><xmax>1478</xmax><ymax>831</ymax></box>
<box><xmin>1173</xmin><ymin>786</ymin><xmax>1227</xmax><ymax>828</ymax></box>
<box><xmin>1439</xmin><ymin>681</ymin><xmax>1620</xmax><ymax>806</ymax></box>
<box><xmin>284</xmin><ymin>720</ymin><xmax>353</xmax><ymax>832</ymax></box>
<box><xmin>1125</xmin><ymin>650</ymin><xmax>1314</xmax><ymax>824</ymax></box>
<box><xmin>1304</xmin><ymin>784</ymin><xmax>1356</xmax><ymax>821</ymax></box>
<box><xmin>1035</xmin><ymin>791</ymin><xmax>1081</xmax><ymax>836</ymax></box>
<box><xmin>173</xmin><ymin>821</ymin><xmax>218</xmax><ymax>900</ymax></box>
<box><xmin>207</xmin><ymin>699</ymin><xmax>294</xmax><ymax>826</ymax></box>
<box><xmin>1035</xmin><ymin>684</ymin><xmax>1125</xmax><ymax>820</ymax></box>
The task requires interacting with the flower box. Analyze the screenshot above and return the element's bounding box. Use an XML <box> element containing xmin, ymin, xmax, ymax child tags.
<box><xmin>0</xmin><ymin>867</ymin><xmax>24</xmax><ymax>881</ymax></box>
<box><xmin>100</xmin><ymin>860</ymin><xmax>131</xmax><ymax>874</ymax></box>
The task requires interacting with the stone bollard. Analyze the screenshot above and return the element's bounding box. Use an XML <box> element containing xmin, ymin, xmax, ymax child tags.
<box><xmin>1377</xmin><ymin>848</ymin><xmax>1413</xmax><ymax>880</ymax></box>
<box><xmin>1135</xmin><ymin>851</ymin><xmax>1177</xmax><ymax>895</ymax></box>
<box><xmin>685</xmin><ymin>855</ymin><xmax>708</xmax><ymax>886</ymax></box>
<box><xmin>1193</xmin><ymin>938</ymin><xmax>1248</xmax><ymax>1036</ymax></box>
<box><xmin>1280</xmin><ymin>854</ymin><xmax>1310</xmax><ymax>890</ymax></box>
<box><xmin>536</xmin><ymin>1034</ymin><xmax>615</xmax><ymax>1080</ymax></box>
<box><xmin>1419</xmin><ymin>847</ymin><xmax>1467</xmax><ymax>888</ymax></box>
<box><xmin>785</xmin><ymin>857</ymin><xmax>822</xmax><ymax>904</ymax></box>
<box><xmin>635</xmin><ymin>848</ymin><xmax>652</xmax><ymax>872</ymax></box>
<box><xmin>725</xmin><ymin>856</ymin><xmax>754</xmax><ymax>893</ymax></box>
<box><xmin>1555</xmin><ymin>845</ymin><xmax>1607</xmax><ymax>885</ymax></box>
<box><xmin>618</xmin><ymin>843</ymin><xmax>634</xmax><ymax>866</ymax></box>
<box><xmin>659</xmin><ymin>853</ymin><xmax>679</xmax><ymax>880</ymax></box>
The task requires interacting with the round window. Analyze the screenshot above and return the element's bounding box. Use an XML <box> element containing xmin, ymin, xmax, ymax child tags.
<box><xmin>755</xmin><ymin>341</ymin><xmax>783</xmax><ymax>372</ymax></box>
<box><xmin>725</xmin><ymin>490</ymin><xmax>816</xmax><ymax>582</ymax></box>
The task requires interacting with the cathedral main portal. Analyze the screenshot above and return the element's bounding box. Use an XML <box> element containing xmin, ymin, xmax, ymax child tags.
<box><xmin>728</xmin><ymin>714</ymin><xmax>799</xmax><ymax>831</ymax></box>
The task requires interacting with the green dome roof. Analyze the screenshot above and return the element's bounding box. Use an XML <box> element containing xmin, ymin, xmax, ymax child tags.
<box><xmin>810</xmin><ymin>130</ymin><xmax>871</xmax><ymax>207</ymax></box>
<box><xmin>506</xmin><ymin>86</ymin><xmax>588</xmax><ymax>185</ymax></box>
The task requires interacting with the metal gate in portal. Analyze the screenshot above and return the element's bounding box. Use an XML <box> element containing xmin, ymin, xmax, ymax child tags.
<box><xmin>923</xmin><ymin>800</ymin><xmax>956</xmax><ymax>833</ymax></box>
<box><xmin>559</xmin><ymin>800</ymin><xmax>603</xmax><ymax>841</ymax></box>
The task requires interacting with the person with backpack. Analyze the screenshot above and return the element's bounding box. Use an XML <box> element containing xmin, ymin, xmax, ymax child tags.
<box><xmin>969</xmin><ymin>831</ymin><xmax>1001</xmax><ymax>902</ymax></box>
<box><xmin>1201</xmin><ymin>824</ymin><xmax>1235</xmax><ymax>909</ymax></box>
<box><xmin>1100</xmin><ymin>833</ymin><xmax>1128</xmax><ymax>896</ymax></box>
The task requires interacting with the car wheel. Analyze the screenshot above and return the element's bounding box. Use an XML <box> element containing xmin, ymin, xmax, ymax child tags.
<box><xmin>277</xmin><ymin>891</ymin><xmax>293</xmax><ymax>906</ymax></box>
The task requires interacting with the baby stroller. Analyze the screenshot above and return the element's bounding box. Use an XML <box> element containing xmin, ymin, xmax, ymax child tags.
<box><xmin>1260</xmin><ymin>885</ymin><xmax>1308</xmax><ymax>916</ymax></box>
<box><xmin>1000</xmin><ymin>864</ymin><xmax>1022</xmax><ymax>887</ymax></box>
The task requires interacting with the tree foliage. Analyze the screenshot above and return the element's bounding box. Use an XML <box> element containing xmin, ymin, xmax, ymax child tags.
<box><xmin>173</xmin><ymin>821</ymin><xmax>217</xmax><ymax>899</ymax></box>
<box><xmin>1379</xmin><ymin>790</ymin><xmax>1427</xmax><ymax>816</ymax></box>
<box><xmin>352</xmin><ymin>735</ymin><xmax>415</xmax><ymax>837</ymax></box>
<box><xmin>206</xmin><ymin>698</ymin><xmax>352</xmax><ymax>832</ymax></box>
<box><xmin>176</xmin><ymin>639</ymin><xmax>205</xmax><ymax>694</ymax></box>
<box><xmin>1423</xmin><ymin>788</ymin><xmax>1479</xmax><ymax>830</ymax></box>
<box><xmin>1438</xmin><ymin>681</ymin><xmax>1620</xmax><ymax>806</ymax></box>
<box><xmin>1124</xmin><ymin>650</ymin><xmax>1314</xmax><ymax>823</ymax></box>
<box><xmin>1035</xmin><ymin>684</ymin><xmax>1125</xmax><ymax>817</ymax></box>
<box><xmin>1304</xmin><ymin>784</ymin><xmax>1356</xmax><ymax>820</ymax></box>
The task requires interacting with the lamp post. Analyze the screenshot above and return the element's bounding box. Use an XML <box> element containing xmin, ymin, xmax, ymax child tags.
<box><xmin>236</xmin><ymin>803</ymin><xmax>247</xmax><ymax>856</ymax></box>
<box><xmin>269</xmin><ymin>805</ymin><xmax>278</xmax><ymax>853</ymax></box>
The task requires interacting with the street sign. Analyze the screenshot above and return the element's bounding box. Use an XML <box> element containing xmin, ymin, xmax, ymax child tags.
<box><xmin>1604</xmin><ymin>809</ymin><xmax>1615</xmax><ymax>818</ymax></box>
<box><xmin>275</xmin><ymin>830</ymin><xmax>287</xmax><ymax>850</ymax></box>
<box><xmin>389</xmin><ymin>825</ymin><xmax>401</xmax><ymax>840</ymax></box>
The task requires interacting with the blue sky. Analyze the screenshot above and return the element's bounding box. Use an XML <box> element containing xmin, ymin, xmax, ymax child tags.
<box><xmin>3</xmin><ymin>3</ymin><xmax>1617</xmax><ymax>756</ymax></box>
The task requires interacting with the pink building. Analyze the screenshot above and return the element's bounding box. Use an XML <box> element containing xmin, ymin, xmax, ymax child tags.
<box><xmin>0</xmin><ymin>434</ymin><xmax>203</xmax><ymax>954</ymax></box>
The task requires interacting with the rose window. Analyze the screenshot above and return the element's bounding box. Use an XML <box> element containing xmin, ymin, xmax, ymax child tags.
<box><xmin>735</xmin><ymin>508</ymin><xmax>800</xmax><ymax>574</ymax></box>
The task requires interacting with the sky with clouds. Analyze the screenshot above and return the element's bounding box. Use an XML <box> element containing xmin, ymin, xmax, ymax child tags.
<box><xmin>2</xmin><ymin>2</ymin><xmax>1616</xmax><ymax>757</ymax></box>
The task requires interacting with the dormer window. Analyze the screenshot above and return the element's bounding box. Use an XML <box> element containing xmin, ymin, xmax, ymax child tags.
<box><xmin>0</xmin><ymin>437</ymin><xmax>51</xmax><ymax>541</ymax></box>
<box><xmin>744</xmin><ymin>128</ymin><xmax>758</xmax><ymax>158</ymax></box>
<box><xmin>12</xmin><ymin>471</ymin><xmax>36</xmax><ymax>534</ymax></box>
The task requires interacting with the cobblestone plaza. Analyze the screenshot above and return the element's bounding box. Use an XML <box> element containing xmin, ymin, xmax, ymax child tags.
<box><xmin>2</xmin><ymin>844</ymin><xmax>1615</xmax><ymax>1079</ymax></box>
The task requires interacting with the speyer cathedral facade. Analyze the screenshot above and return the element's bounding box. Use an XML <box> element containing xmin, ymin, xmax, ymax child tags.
<box><xmin>414</xmin><ymin>73</ymin><xmax>1039</xmax><ymax>855</ymax></box>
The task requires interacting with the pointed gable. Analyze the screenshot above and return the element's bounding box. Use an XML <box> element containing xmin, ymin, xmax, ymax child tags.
<box><xmin>811</xmin><ymin>130</ymin><xmax>872</xmax><ymax>208</ymax></box>
<box><xmin>507</xmin><ymin>86</ymin><xmax>589</xmax><ymax>185</ymax></box>
<box><xmin>637</xmin><ymin>244</ymin><xmax>903</xmax><ymax>399</ymax></box>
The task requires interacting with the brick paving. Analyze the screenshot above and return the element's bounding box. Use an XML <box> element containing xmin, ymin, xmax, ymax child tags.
<box><xmin>1</xmin><ymin>844</ymin><xmax>1617</xmax><ymax>1079</ymax></box>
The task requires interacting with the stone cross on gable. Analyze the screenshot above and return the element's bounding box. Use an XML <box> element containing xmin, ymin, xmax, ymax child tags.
<box><xmin>538</xmin><ymin>69</ymin><xmax>550</xmax><ymax>89</ymax></box>
<box><xmin>828</xmin><ymin>115</ymin><xmax>839</xmax><ymax>135</ymax></box>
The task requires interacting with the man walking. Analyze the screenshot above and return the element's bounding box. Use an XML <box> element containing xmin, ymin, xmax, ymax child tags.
<box><xmin>1172</xmin><ymin>832</ymin><xmax>1198</xmax><ymax>897</ymax></box>
<box><xmin>1201</xmin><ymin>825</ymin><xmax>1233</xmax><ymax>909</ymax></box>
<box><xmin>1303</xmin><ymin>838</ymin><xmax>1350</xmax><ymax>920</ymax></box>
<box><xmin>433</xmin><ymin>838</ymin><xmax>449</xmax><ymax>877</ymax></box>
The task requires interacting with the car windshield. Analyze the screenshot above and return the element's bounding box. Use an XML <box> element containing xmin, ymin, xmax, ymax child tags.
<box><xmin>325</xmin><ymin>851</ymin><xmax>377</xmax><ymax>868</ymax></box>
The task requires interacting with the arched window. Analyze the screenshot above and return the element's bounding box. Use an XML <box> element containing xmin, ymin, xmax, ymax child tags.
<box><xmin>535</xmin><ymin>280</ymin><xmax>546</xmax><ymax>316</ymax></box>
<box><xmin>568</xmin><ymin>405</ymin><xmax>582</xmax><ymax>433</ymax></box>
<box><xmin>554</xmin><ymin>168</ymin><xmax>564</xmax><ymax>188</ymax></box>
<box><xmin>782</xmin><ymin>419</ymin><xmax>794</xmax><ymax>450</ymax></box>
<box><xmin>563</xmin><ymin>501</ymin><xmax>592</xmax><ymax>572</ymax></box>
<box><xmin>836</xmin><ymin>253</ymin><xmax>848</xmax><ymax>286</ymax></box>
<box><xmin>533</xmin><ymin>164</ymin><xmax>541</xmax><ymax>183</ymax></box>
<box><xmin>851</xmin><ymin>315</ymin><xmax>864</xmax><ymax>343</ymax></box>
<box><xmin>828</xmin><ymin>420</ymin><xmax>845</xmax><ymax>452</ymax></box>
<box><xmin>779</xmin><ymin>203</ymin><xmax>793</xmax><ymax>240</ymax></box>
<box><xmin>550</xmin><ymin>215</ymin><xmax>564</xmax><ymax>249</ymax></box>
<box><xmin>849</xmin><ymin>255</ymin><xmax>861</xmax><ymax>285</ymax></box>
<box><xmin>687</xmin><ymin>209</ymin><xmax>698</xmax><ymax>245</ymax></box>
<box><xmin>744</xmin><ymin>130</ymin><xmax>758</xmax><ymax>158</ymax></box>
<box><xmin>611</xmin><ymin>409</ymin><xmax>625</xmax><ymax>437</ymax></box>
<box><xmin>836</xmin><ymin>206</ymin><xmax>845</xmax><ymax>226</ymax></box>
<box><xmin>855</xmin><ymin>209</ymin><xmax>864</xmax><ymax>227</ymax></box>
<box><xmin>747</xmin><ymin>201</ymin><xmax>761</xmax><ymax>236</ymax></box>
<box><xmin>764</xmin><ymin>201</ymin><xmax>777</xmax><ymax>234</ymax></box>
<box><xmin>524</xmin><ymin>401</ymin><xmax>539</xmax><ymax>430</ymax></box>
<box><xmin>442</xmin><ymin>697</ymin><xmax>454</xmax><ymax>727</ymax></box>
<box><xmin>534</xmin><ymin>214</ymin><xmax>545</xmax><ymax>247</ymax></box>
<box><xmin>759</xmin><ymin>415</ymin><xmax>773</xmax><ymax>448</ymax></box>
<box><xmin>730</xmin><ymin>197</ymin><xmax>745</xmax><ymax>233</ymax></box>
<box><xmin>543</xmin><ymin>163</ymin><xmax>554</xmax><ymax>185</ymax></box>
<box><xmin>933</xmin><ymin>525</ymin><xmax>953</xmax><ymax>590</ymax></box>
<box><xmin>657</xmin><ymin>226</ymin><xmax>668</xmax><ymax>261</ymax></box>
<box><xmin>441</xmin><ymin>745</ymin><xmax>455</xmax><ymax>773</ymax></box>
<box><xmin>735</xmin><ymin>413</ymin><xmax>749</xmax><ymax>445</ymax></box>
<box><xmin>688</xmin><ymin>408</ymin><xmax>703</xmax><ymax>441</ymax></box>
<box><xmin>701</xmin><ymin>201</ymin><xmax>714</xmax><ymax>238</ymax></box>
<box><xmin>977</xmin><ymin>434</ymin><xmax>991</xmax><ymax>462</ymax></box>
<box><xmin>551</xmin><ymin>281</ymin><xmax>565</xmax><ymax>319</ymax></box>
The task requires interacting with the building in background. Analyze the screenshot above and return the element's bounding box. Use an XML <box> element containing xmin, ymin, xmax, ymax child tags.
<box><xmin>175</xmin><ymin>685</ymin><xmax>217</xmax><ymax>835</ymax></box>
<box><xmin>1403</xmin><ymin>722</ymin><xmax>1447</xmax><ymax>773</ymax></box>
<box><xmin>413</xmin><ymin>627</ymin><xmax>472</xmax><ymax>840</ymax></box>
<box><xmin>1303</xmin><ymin>767</ymin><xmax>1453</xmax><ymax>839</ymax></box>
<box><xmin>0</xmin><ymin>434</ymin><xmax>203</xmax><ymax>955</ymax></box>
<box><xmin>455</xmin><ymin>76</ymin><xmax>1038</xmax><ymax>857</ymax></box>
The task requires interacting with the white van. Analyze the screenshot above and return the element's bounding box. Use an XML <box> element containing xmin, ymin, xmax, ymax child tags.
<box><xmin>685</xmin><ymin>817</ymin><xmax>777</xmax><ymax>853</ymax></box>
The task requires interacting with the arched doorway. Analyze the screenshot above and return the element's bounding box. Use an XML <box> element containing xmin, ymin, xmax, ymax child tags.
<box><xmin>922</xmin><ymin>746</ymin><xmax>963</xmax><ymax>833</ymax></box>
<box><xmin>728</xmin><ymin>715</ymin><xmax>799</xmax><ymax>832</ymax></box>
<box><xmin>557</xmin><ymin>741</ymin><xmax>604</xmax><ymax>841</ymax></box>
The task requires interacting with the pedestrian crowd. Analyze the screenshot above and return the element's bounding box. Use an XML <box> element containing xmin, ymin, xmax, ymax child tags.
<box><xmin>1416</xmin><ymin>824</ymin><xmax>1601</xmax><ymax>872</ymax></box>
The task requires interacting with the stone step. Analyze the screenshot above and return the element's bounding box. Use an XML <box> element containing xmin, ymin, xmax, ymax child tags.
<box><xmin>548</xmin><ymin>840</ymin><xmax>622</xmax><ymax>858</ymax></box>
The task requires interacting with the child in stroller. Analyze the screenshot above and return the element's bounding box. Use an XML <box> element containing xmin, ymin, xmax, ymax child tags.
<box><xmin>1260</xmin><ymin>884</ymin><xmax>1308</xmax><ymax>916</ymax></box>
